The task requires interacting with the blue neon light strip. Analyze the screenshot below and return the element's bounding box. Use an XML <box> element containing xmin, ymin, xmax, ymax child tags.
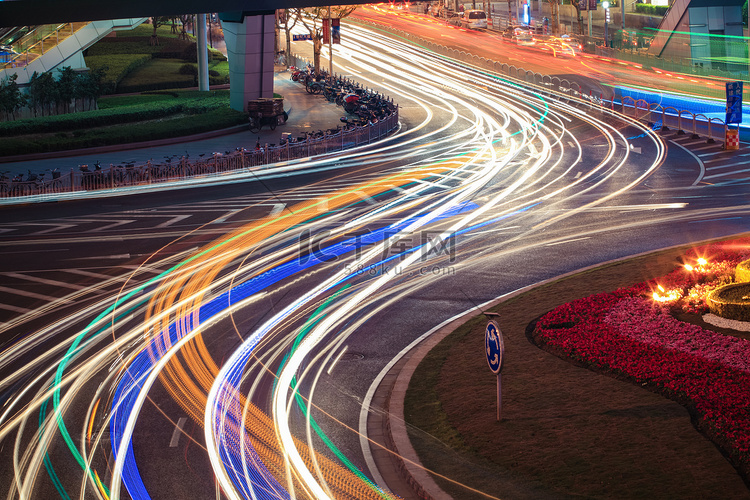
<box><xmin>110</xmin><ymin>201</ymin><xmax>480</xmax><ymax>499</ymax></box>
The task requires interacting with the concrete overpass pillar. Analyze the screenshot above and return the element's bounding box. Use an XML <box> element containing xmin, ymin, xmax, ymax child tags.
<box><xmin>220</xmin><ymin>13</ymin><xmax>275</xmax><ymax>112</ymax></box>
<box><xmin>196</xmin><ymin>13</ymin><xmax>209</xmax><ymax>92</ymax></box>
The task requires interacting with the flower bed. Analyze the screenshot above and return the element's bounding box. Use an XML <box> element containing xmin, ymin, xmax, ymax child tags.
<box><xmin>533</xmin><ymin>237</ymin><xmax>750</xmax><ymax>479</ymax></box>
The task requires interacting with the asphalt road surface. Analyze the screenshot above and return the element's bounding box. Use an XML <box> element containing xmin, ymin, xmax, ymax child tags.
<box><xmin>0</xmin><ymin>21</ymin><xmax>748</xmax><ymax>500</ymax></box>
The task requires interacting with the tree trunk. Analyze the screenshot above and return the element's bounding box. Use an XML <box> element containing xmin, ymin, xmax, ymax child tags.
<box><xmin>313</xmin><ymin>37</ymin><xmax>322</xmax><ymax>76</ymax></box>
<box><xmin>551</xmin><ymin>2</ymin><xmax>559</xmax><ymax>35</ymax></box>
<box><xmin>578</xmin><ymin>11</ymin><xmax>584</xmax><ymax>35</ymax></box>
<box><xmin>285</xmin><ymin>26</ymin><xmax>292</xmax><ymax>60</ymax></box>
<box><xmin>275</xmin><ymin>17</ymin><xmax>280</xmax><ymax>54</ymax></box>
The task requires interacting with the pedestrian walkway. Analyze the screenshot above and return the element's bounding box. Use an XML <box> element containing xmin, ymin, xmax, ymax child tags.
<box><xmin>0</xmin><ymin>72</ymin><xmax>347</xmax><ymax>179</ymax></box>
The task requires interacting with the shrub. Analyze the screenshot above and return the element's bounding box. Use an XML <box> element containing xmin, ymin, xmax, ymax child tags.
<box><xmin>0</xmin><ymin>91</ymin><xmax>231</xmax><ymax>137</ymax></box>
<box><xmin>150</xmin><ymin>39</ymin><xmax>194</xmax><ymax>59</ymax></box>
<box><xmin>209</xmin><ymin>69</ymin><xmax>220</xmax><ymax>77</ymax></box>
<box><xmin>181</xmin><ymin>42</ymin><xmax>198</xmax><ymax>62</ymax></box>
<box><xmin>635</xmin><ymin>4</ymin><xmax>669</xmax><ymax>16</ymax></box>
<box><xmin>179</xmin><ymin>63</ymin><xmax>199</xmax><ymax>76</ymax></box>
<box><xmin>210</xmin><ymin>49</ymin><xmax>227</xmax><ymax>61</ymax></box>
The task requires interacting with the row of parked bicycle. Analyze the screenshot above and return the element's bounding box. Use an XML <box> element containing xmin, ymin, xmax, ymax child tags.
<box><xmin>289</xmin><ymin>64</ymin><xmax>397</xmax><ymax>134</ymax></box>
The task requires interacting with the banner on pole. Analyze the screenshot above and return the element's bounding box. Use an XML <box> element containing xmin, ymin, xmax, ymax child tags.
<box><xmin>332</xmin><ymin>18</ymin><xmax>340</xmax><ymax>44</ymax></box>
<box><xmin>322</xmin><ymin>18</ymin><xmax>330</xmax><ymax>45</ymax></box>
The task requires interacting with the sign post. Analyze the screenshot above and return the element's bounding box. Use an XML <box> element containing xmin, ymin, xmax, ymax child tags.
<box><xmin>726</xmin><ymin>81</ymin><xmax>743</xmax><ymax>151</ymax></box>
<box><xmin>485</xmin><ymin>320</ymin><xmax>505</xmax><ymax>421</ymax></box>
<box><xmin>726</xmin><ymin>81</ymin><xmax>743</xmax><ymax>124</ymax></box>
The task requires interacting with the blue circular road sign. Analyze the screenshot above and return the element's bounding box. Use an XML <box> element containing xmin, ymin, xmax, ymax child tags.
<box><xmin>485</xmin><ymin>320</ymin><xmax>504</xmax><ymax>374</ymax></box>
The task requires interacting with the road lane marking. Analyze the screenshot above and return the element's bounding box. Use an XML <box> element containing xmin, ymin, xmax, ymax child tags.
<box><xmin>4</xmin><ymin>272</ymin><xmax>86</xmax><ymax>290</ymax></box>
<box><xmin>690</xmin><ymin>144</ymin><xmax>723</xmax><ymax>153</ymax></box>
<box><xmin>545</xmin><ymin>237</ymin><xmax>591</xmax><ymax>246</ymax></box>
<box><xmin>65</xmin><ymin>269</ymin><xmax>115</xmax><ymax>280</ymax></box>
<box><xmin>0</xmin><ymin>285</ymin><xmax>68</xmax><ymax>302</ymax></box>
<box><xmin>704</xmin><ymin>167</ymin><xmax>750</xmax><ymax>180</ymax></box>
<box><xmin>169</xmin><ymin>417</ymin><xmax>188</xmax><ymax>447</ymax></box>
<box><xmin>327</xmin><ymin>345</ymin><xmax>348</xmax><ymax>375</ymax></box>
<box><xmin>468</xmin><ymin>225</ymin><xmax>520</xmax><ymax>236</ymax></box>
<box><xmin>155</xmin><ymin>215</ymin><xmax>192</xmax><ymax>228</ymax></box>
<box><xmin>669</xmin><ymin>139</ymin><xmax>705</xmax><ymax>186</ymax></box>
<box><xmin>0</xmin><ymin>303</ymin><xmax>32</xmax><ymax>313</ymax></box>
<box><xmin>706</xmin><ymin>161</ymin><xmax>750</xmax><ymax>171</ymax></box>
<box><xmin>270</xmin><ymin>203</ymin><xmax>287</xmax><ymax>216</ymax></box>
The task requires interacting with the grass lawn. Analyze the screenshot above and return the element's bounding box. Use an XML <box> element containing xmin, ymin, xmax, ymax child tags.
<box><xmin>406</xmin><ymin>245</ymin><xmax>750</xmax><ymax>499</ymax></box>
<box><xmin>85</xmin><ymin>23</ymin><xmax>228</xmax><ymax>94</ymax></box>
<box><xmin>117</xmin><ymin>59</ymin><xmax>229</xmax><ymax>94</ymax></box>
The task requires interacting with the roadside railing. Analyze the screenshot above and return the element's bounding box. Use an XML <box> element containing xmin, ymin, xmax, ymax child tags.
<box><xmin>0</xmin><ymin>110</ymin><xmax>398</xmax><ymax>199</ymax></box>
<box><xmin>621</xmin><ymin>96</ymin><xmax>728</xmax><ymax>143</ymax></box>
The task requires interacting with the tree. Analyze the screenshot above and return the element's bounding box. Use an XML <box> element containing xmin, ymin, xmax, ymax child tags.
<box><xmin>293</xmin><ymin>6</ymin><xmax>357</xmax><ymax>76</ymax></box>
<box><xmin>149</xmin><ymin>16</ymin><xmax>171</xmax><ymax>46</ymax></box>
<box><xmin>548</xmin><ymin>0</ymin><xmax>560</xmax><ymax>36</ymax></box>
<box><xmin>57</xmin><ymin>66</ymin><xmax>77</xmax><ymax>114</ymax></box>
<box><xmin>277</xmin><ymin>9</ymin><xmax>299</xmax><ymax>61</ymax></box>
<box><xmin>0</xmin><ymin>74</ymin><xmax>25</xmax><ymax>121</ymax></box>
<box><xmin>573</xmin><ymin>0</ymin><xmax>584</xmax><ymax>35</ymax></box>
<box><xmin>83</xmin><ymin>67</ymin><xmax>106</xmax><ymax>110</ymax></box>
<box><xmin>28</xmin><ymin>72</ymin><xmax>42</xmax><ymax>116</ymax></box>
<box><xmin>178</xmin><ymin>14</ymin><xmax>193</xmax><ymax>41</ymax></box>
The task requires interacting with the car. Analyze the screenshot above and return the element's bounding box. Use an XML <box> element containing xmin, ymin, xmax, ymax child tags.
<box><xmin>530</xmin><ymin>33</ymin><xmax>582</xmax><ymax>57</ymax></box>
<box><xmin>460</xmin><ymin>9</ymin><xmax>488</xmax><ymax>30</ymax></box>
<box><xmin>500</xmin><ymin>26</ymin><xmax>536</xmax><ymax>45</ymax></box>
<box><xmin>446</xmin><ymin>10</ymin><xmax>462</xmax><ymax>26</ymax></box>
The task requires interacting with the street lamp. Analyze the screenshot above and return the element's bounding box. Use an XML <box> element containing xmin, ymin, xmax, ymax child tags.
<box><xmin>602</xmin><ymin>1</ymin><xmax>610</xmax><ymax>47</ymax></box>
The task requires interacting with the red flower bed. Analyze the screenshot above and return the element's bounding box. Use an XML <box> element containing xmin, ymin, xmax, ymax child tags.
<box><xmin>534</xmin><ymin>238</ymin><xmax>750</xmax><ymax>478</ymax></box>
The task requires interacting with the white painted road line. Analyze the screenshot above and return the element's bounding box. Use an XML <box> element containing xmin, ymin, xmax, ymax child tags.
<box><xmin>669</xmin><ymin>140</ymin><xmax>705</xmax><ymax>186</ymax></box>
<box><xmin>4</xmin><ymin>272</ymin><xmax>87</xmax><ymax>290</ymax></box>
<box><xmin>0</xmin><ymin>285</ymin><xmax>68</xmax><ymax>302</ymax></box>
<box><xmin>169</xmin><ymin>417</ymin><xmax>188</xmax><ymax>447</ymax></box>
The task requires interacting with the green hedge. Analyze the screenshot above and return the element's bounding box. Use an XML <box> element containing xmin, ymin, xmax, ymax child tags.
<box><xmin>97</xmin><ymin>93</ymin><xmax>175</xmax><ymax>108</ymax></box>
<box><xmin>0</xmin><ymin>93</ymin><xmax>230</xmax><ymax>136</ymax></box>
<box><xmin>635</xmin><ymin>4</ymin><xmax>669</xmax><ymax>16</ymax></box>
<box><xmin>0</xmin><ymin>107</ymin><xmax>247</xmax><ymax>156</ymax></box>
<box><xmin>707</xmin><ymin>282</ymin><xmax>750</xmax><ymax>321</ymax></box>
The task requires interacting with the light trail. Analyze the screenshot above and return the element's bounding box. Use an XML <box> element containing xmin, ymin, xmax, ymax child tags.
<box><xmin>0</xmin><ymin>20</ymin><xmax>681</xmax><ymax>500</ymax></box>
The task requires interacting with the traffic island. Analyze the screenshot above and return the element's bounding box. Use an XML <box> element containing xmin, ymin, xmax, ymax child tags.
<box><xmin>403</xmin><ymin>236</ymin><xmax>750</xmax><ymax>499</ymax></box>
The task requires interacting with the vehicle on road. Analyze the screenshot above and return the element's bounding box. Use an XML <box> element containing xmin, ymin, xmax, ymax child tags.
<box><xmin>501</xmin><ymin>26</ymin><xmax>535</xmax><ymax>46</ymax></box>
<box><xmin>535</xmin><ymin>34</ymin><xmax>582</xmax><ymax>57</ymax></box>
<box><xmin>460</xmin><ymin>9</ymin><xmax>487</xmax><ymax>29</ymax></box>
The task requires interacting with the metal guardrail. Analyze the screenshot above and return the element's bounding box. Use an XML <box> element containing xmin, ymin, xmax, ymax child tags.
<box><xmin>621</xmin><ymin>96</ymin><xmax>729</xmax><ymax>143</ymax></box>
<box><xmin>0</xmin><ymin>109</ymin><xmax>399</xmax><ymax>199</ymax></box>
<box><xmin>354</xmin><ymin>17</ymin><xmax>734</xmax><ymax>147</ymax></box>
